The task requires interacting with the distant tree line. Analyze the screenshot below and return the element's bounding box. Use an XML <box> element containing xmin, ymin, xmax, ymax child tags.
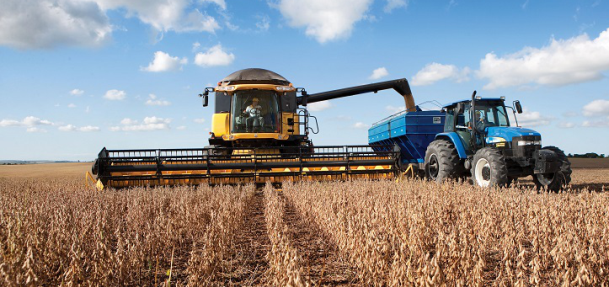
<box><xmin>568</xmin><ymin>153</ymin><xmax>606</xmax><ymax>158</ymax></box>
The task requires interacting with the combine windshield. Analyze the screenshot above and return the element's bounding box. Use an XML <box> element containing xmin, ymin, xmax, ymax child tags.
<box><xmin>231</xmin><ymin>90</ymin><xmax>280</xmax><ymax>133</ymax></box>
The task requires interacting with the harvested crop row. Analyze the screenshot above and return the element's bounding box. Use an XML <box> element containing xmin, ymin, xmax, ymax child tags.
<box><xmin>283</xmin><ymin>179</ymin><xmax>609</xmax><ymax>286</ymax></box>
<box><xmin>0</xmin><ymin>177</ymin><xmax>250</xmax><ymax>286</ymax></box>
<box><xmin>263</xmin><ymin>184</ymin><xmax>308</xmax><ymax>287</ymax></box>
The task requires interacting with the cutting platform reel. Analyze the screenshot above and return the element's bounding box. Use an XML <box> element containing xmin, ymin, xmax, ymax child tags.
<box><xmin>91</xmin><ymin>145</ymin><xmax>399</xmax><ymax>189</ymax></box>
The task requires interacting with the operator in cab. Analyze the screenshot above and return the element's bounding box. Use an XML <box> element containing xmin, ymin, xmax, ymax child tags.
<box><xmin>244</xmin><ymin>97</ymin><xmax>265</xmax><ymax>132</ymax></box>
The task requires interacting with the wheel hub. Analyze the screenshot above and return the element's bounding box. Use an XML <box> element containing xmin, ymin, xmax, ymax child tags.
<box><xmin>429</xmin><ymin>154</ymin><xmax>439</xmax><ymax>179</ymax></box>
<box><xmin>474</xmin><ymin>158</ymin><xmax>491</xmax><ymax>187</ymax></box>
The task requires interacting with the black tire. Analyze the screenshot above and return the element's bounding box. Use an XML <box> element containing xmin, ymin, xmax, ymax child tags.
<box><xmin>424</xmin><ymin>139</ymin><xmax>463</xmax><ymax>182</ymax></box>
<box><xmin>471</xmin><ymin>147</ymin><xmax>508</xmax><ymax>188</ymax></box>
<box><xmin>532</xmin><ymin>146</ymin><xmax>572</xmax><ymax>192</ymax></box>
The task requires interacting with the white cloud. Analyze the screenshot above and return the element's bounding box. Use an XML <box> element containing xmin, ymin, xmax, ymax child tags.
<box><xmin>141</xmin><ymin>51</ymin><xmax>187</xmax><ymax>72</ymax></box>
<box><xmin>95</xmin><ymin>0</ymin><xmax>221</xmax><ymax>33</ymax></box>
<box><xmin>177</xmin><ymin>125</ymin><xmax>187</xmax><ymax>130</ymax></box>
<box><xmin>385</xmin><ymin>105</ymin><xmax>405</xmax><ymax>114</ymax></box>
<box><xmin>256</xmin><ymin>15</ymin><xmax>271</xmax><ymax>32</ymax></box>
<box><xmin>477</xmin><ymin>28</ymin><xmax>609</xmax><ymax>89</ymax></box>
<box><xmin>26</xmin><ymin>127</ymin><xmax>46</xmax><ymax>133</ymax></box>
<box><xmin>412</xmin><ymin>63</ymin><xmax>470</xmax><ymax>86</ymax></box>
<box><xmin>58</xmin><ymin>124</ymin><xmax>100</xmax><ymax>132</ymax></box>
<box><xmin>194</xmin><ymin>44</ymin><xmax>235</xmax><ymax>67</ymax></box>
<box><xmin>70</xmin><ymin>89</ymin><xmax>84</xmax><ymax>96</ymax></box>
<box><xmin>558</xmin><ymin>122</ymin><xmax>576</xmax><ymax>129</ymax></box>
<box><xmin>68</xmin><ymin>103</ymin><xmax>77</xmax><ymax>108</ymax></box>
<box><xmin>192</xmin><ymin>41</ymin><xmax>201</xmax><ymax>51</ymax></box>
<box><xmin>582</xmin><ymin>99</ymin><xmax>609</xmax><ymax>116</ymax></box>
<box><xmin>353</xmin><ymin>122</ymin><xmax>370</xmax><ymax>129</ymax></box>
<box><xmin>0</xmin><ymin>0</ymin><xmax>112</xmax><ymax>49</ymax></box>
<box><xmin>307</xmin><ymin>101</ymin><xmax>333</xmax><ymax>112</ymax></box>
<box><xmin>516</xmin><ymin>108</ymin><xmax>553</xmax><ymax>127</ymax></box>
<box><xmin>0</xmin><ymin>116</ymin><xmax>54</xmax><ymax>132</ymax></box>
<box><xmin>384</xmin><ymin>0</ymin><xmax>407</xmax><ymax>13</ymax></box>
<box><xmin>582</xmin><ymin>120</ymin><xmax>609</xmax><ymax>128</ymax></box>
<box><xmin>194</xmin><ymin>118</ymin><xmax>206</xmax><ymax>123</ymax></box>
<box><xmin>104</xmin><ymin>89</ymin><xmax>126</xmax><ymax>100</ymax></box>
<box><xmin>275</xmin><ymin>0</ymin><xmax>372</xmax><ymax>43</ymax></box>
<box><xmin>369</xmin><ymin>67</ymin><xmax>389</xmax><ymax>80</ymax></box>
<box><xmin>111</xmin><ymin>116</ymin><xmax>171</xmax><ymax>131</ymax></box>
<box><xmin>145</xmin><ymin>94</ymin><xmax>171</xmax><ymax>106</ymax></box>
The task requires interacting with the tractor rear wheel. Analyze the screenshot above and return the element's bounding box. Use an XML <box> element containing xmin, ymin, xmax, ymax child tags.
<box><xmin>471</xmin><ymin>147</ymin><xmax>508</xmax><ymax>188</ymax></box>
<box><xmin>424</xmin><ymin>139</ymin><xmax>463</xmax><ymax>182</ymax></box>
<box><xmin>533</xmin><ymin>146</ymin><xmax>572</xmax><ymax>192</ymax></box>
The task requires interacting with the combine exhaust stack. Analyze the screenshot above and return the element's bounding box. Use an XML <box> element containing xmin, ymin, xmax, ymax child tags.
<box><xmin>92</xmin><ymin>145</ymin><xmax>398</xmax><ymax>188</ymax></box>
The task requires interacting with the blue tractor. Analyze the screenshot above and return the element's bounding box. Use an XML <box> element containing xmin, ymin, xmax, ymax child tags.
<box><xmin>369</xmin><ymin>91</ymin><xmax>572</xmax><ymax>191</ymax></box>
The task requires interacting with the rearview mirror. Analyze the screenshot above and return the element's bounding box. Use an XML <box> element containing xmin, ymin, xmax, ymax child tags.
<box><xmin>200</xmin><ymin>94</ymin><xmax>209</xmax><ymax>107</ymax></box>
<box><xmin>514</xmin><ymin>100</ymin><xmax>522</xmax><ymax>114</ymax></box>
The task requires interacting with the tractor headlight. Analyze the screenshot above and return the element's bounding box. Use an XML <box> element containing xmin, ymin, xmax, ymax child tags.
<box><xmin>517</xmin><ymin>140</ymin><xmax>542</xmax><ymax>146</ymax></box>
<box><xmin>486</xmin><ymin>137</ymin><xmax>507</xmax><ymax>144</ymax></box>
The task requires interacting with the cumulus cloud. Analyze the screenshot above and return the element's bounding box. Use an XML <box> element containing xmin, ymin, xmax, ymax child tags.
<box><xmin>582</xmin><ymin>99</ymin><xmax>609</xmax><ymax>116</ymax></box>
<box><xmin>141</xmin><ymin>51</ymin><xmax>187</xmax><ymax>72</ymax></box>
<box><xmin>145</xmin><ymin>94</ymin><xmax>171</xmax><ymax>106</ymax></box>
<box><xmin>411</xmin><ymin>63</ymin><xmax>470</xmax><ymax>86</ymax></box>
<box><xmin>384</xmin><ymin>0</ymin><xmax>408</xmax><ymax>13</ymax></box>
<box><xmin>353</xmin><ymin>122</ymin><xmax>370</xmax><ymax>129</ymax></box>
<box><xmin>275</xmin><ymin>0</ymin><xmax>372</xmax><ymax>43</ymax></box>
<box><xmin>369</xmin><ymin>67</ymin><xmax>389</xmax><ymax>80</ymax></box>
<box><xmin>0</xmin><ymin>0</ymin><xmax>112</xmax><ymax>49</ymax></box>
<box><xmin>516</xmin><ymin>108</ymin><xmax>553</xmax><ymax>127</ymax></box>
<box><xmin>558</xmin><ymin>122</ymin><xmax>576</xmax><ymax>129</ymax></box>
<box><xmin>582</xmin><ymin>119</ymin><xmax>609</xmax><ymax>128</ymax></box>
<box><xmin>68</xmin><ymin>103</ymin><xmax>77</xmax><ymax>108</ymax></box>
<box><xmin>95</xmin><ymin>0</ymin><xmax>221</xmax><ymax>33</ymax></box>
<box><xmin>307</xmin><ymin>101</ymin><xmax>333</xmax><ymax>112</ymax></box>
<box><xmin>0</xmin><ymin>116</ymin><xmax>54</xmax><ymax>132</ymax></box>
<box><xmin>478</xmin><ymin>28</ymin><xmax>609</xmax><ymax>89</ymax></box>
<box><xmin>110</xmin><ymin>116</ymin><xmax>171</xmax><ymax>131</ymax></box>
<box><xmin>104</xmin><ymin>89</ymin><xmax>126</xmax><ymax>100</ymax></box>
<box><xmin>194</xmin><ymin>118</ymin><xmax>206</xmax><ymax>123</ymax></box>
<box><xmin>70</xmin><ymin>89</ymin><xmax>84</xmax><ymax>96</ymax></box>
<box><xmin>194</xmin><ymin>44</ymin><xmax>235</xmax><ymax>67</ymax></box>
<box><xmin>58</xmin><ymin>124</ymin><xmax>100</xmax><ymax>132</ymax></box>
<box><xmin>256</xmin><ymin>15</ymin><xmax>271</xmax><ymax>32</ymax></box>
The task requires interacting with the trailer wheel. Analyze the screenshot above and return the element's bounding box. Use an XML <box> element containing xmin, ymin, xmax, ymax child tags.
<box><xmin>533</xmin><ymin>146</ymin><xmax>572</xmax><ymax>192</ymax></box>
<box><xmin>471</xmin><ymin>147</ymin><xmax>508</xmax><ymax>188</ymax></box>
<box><xmin>424</xmin><ymin>139</ymin><xmax>462</xmax><ymax>182</ymax></box>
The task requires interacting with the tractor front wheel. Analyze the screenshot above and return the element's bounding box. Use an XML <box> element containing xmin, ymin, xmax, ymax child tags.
<box><xmin>471</xmin><ymin>147</ymin><xmax>508</xmax><ymax>188</ymax></box>
<box><xmin>533</xmin><ymin>146</ymin><xmax>572</xmax><ymax>192</ymax></box>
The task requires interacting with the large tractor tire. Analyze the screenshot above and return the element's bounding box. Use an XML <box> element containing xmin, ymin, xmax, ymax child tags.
<box><xmin>471</xmin><ymin>147</ymin><xmax>508</xmax><ymax>188</ymax></box>
<box><xmin>532</xmin><ymin>146</ymin><xmax>572</xmax><ymax>192</ymax></box>
<box><xmin>424</xmin><ymin>139</ymin><xmax>463</xmax><ymax>182</ymax></box>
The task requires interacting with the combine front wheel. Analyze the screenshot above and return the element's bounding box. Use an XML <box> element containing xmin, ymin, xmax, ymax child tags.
<box><xmin>471</xmin><ymin>148</ymin><xmax>508</xmax><ymax>188</ymax></box>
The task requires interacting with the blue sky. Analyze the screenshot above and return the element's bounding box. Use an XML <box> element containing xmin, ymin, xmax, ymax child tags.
<box><xmin>1</xmin><ymin>0</ymin><xmax>609</xmax><ymax>160</ymax></box>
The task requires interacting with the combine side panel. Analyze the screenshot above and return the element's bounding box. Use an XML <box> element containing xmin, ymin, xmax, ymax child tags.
<box><xmin>92</xmin><ymin>146</ymin><xmax>398</xmax><ymax>188</ymax></box>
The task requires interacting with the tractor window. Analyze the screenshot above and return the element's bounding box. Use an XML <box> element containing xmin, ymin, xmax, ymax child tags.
<box><xmin>474</xmin><ymin>104</ymin><xmax>510</xmax><ymax>128</ymax></box>
<box><xmin>231</xmin><ymin>90</ymin><xmax>280</xmax><ymax>133</ymax></box>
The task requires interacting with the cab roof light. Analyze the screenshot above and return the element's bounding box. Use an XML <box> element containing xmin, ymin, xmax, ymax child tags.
<box><xmin>216</xmin><ymin>86</ymin><xmax>236</xmax><ymax>91</ymax></box>
<box><xmin>275</xmin><ymin>86</ymin><xmax>296</xmax><ymax>91</ymax></box>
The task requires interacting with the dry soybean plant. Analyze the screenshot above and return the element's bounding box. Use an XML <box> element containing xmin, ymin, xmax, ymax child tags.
<box><xmin>0</xmin><ymin>177</ymin><xmax>250</xmax><ymax>286</ymax></box>
<box><xmin>283</xmin><ymin>179</ymin><xmax>609</xmax><ymax>286</ymax></box>
<box><xmin>263</xmin><ymin>184</ymin><xmax>308</xmax><ymax>287</ymax></box>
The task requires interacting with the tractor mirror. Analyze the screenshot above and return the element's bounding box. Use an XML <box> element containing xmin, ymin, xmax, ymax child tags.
<box><xmin>514</xmin><ymin>100</ymin><xmax>522</xmax><ymax>114</ymax></box>
<box><xmin>455</xmin><ymin>103</ymin><xmax>464</xmax><ymax>114</ymax></box>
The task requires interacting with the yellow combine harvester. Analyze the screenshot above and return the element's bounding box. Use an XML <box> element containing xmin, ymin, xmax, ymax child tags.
<box><xmin>91</xmin><ymin>68</ymin><xmax>416</xmax><ymax>188</ymax></box>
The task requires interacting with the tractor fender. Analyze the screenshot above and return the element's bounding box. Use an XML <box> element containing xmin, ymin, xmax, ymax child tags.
<box><xmin>434</xmin><ymin>132</ymin><xmax>468</xmax><ymax>159</ymax></box>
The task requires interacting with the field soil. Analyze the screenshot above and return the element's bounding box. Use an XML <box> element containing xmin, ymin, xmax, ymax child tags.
<box><xmin>0</xmin><ymin>162</ymin><xmax>91</xmax><ymax>178</ymax></box>
<box><xmin>569</xmin><ymin>157</ymin><xmax>609</xmax><ymax>169</ymax></box>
